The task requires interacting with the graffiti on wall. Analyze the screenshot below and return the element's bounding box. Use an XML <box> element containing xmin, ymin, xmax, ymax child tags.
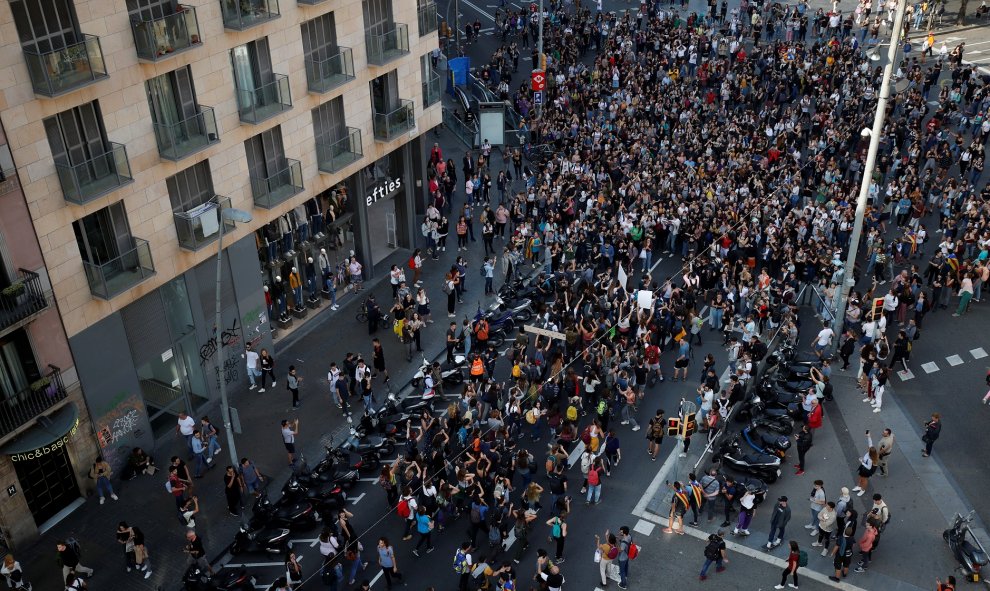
<box><xmin>96</xmin><ymin>395</ymin><xmax>146</xmax><ymax>471</ymax></box>
<box><xmin>241</xmin><ymin>306</ymin><xmax>267</xmax><ymax>349</ymax></box>
<box><xmin>214</xmin><ymin>353</ymin><xmax>241</xmax><ymax>390</ymax></box>
<box><xmin>199</xmin><ymin>318</ymin><xmax>242</xmax><ymax>365</ymax></box>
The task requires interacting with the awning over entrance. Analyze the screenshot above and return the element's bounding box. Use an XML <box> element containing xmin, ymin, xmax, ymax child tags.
<box><xmin>2</xmin><ymin>403</ymin><xmax>80</xmax><ymax>460</ymax></box>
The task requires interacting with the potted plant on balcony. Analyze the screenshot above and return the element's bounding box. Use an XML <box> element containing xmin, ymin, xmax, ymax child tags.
<box><xmin>2</xmin><ymin>281</ymin><xmax>26</xmax><ymax>307</ymax></box>
<box><xmin>29</xmin><ymin>376</ymin><xmax>50</xmax><ymax>393</ymax></box>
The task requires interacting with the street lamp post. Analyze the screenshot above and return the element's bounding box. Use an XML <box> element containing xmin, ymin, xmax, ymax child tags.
<box><xmin>214</xmin><ymin>204</ymin><xmax>253</xmax><ymax>469</ymax></box>
<box><xmin>831</xmin><ymin>0</ymin><xmax>908</xmax><ymax>347</ymax></box>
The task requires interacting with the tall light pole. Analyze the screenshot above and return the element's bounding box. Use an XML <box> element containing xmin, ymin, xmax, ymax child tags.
<box><xmin>214</xmin><ymin>203</ymin><xmax>253</xmax><ymax>469</ymax></box>
<box><xmin>831</xmin><ymin>0</ymin><xmax>908</xmax><ymax>346</ymax></box>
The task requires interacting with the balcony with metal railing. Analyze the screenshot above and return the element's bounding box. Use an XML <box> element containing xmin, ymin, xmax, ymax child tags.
<box><xmin>423</xmin><ymin>73</ymin><xmax>442</xmax><ymax>108</ymax></box>
<box><xmin>174</xmin><ymin>196</ymin><xmax>235</xmax><ymax>251</ymax></box>
<box><xmin>0</xmin><ymin>365</ymin><xmax>67</xmax><ymax>440</ymax></box>
<box><xmin>153</xmin><ymin>106</ymin><xmax>220</xmax><ymax>161</ymax></box>
<box><xmin>220</xmin><ymin>0</ymin><xmax>280</xmax><ymax>30</ymax></box>
<box><xmin>55</xmin><ymin>142</ymin><xmax>134</xmax><ymax>205</ymax></box>
<box><xmin>418</xmin><ymin>4</ymin><xmax>438</xmax><ymax>36</ymax></box>
<box><xmin>236</xmin><ymin>74</ymin><xmax>292</xmax><ymax>124</ymax></box>
<box><xmin>131</xmin><ymin>5</ymin><xmax>202</xmax><ymax>62</ymax></box>
<box><xmin>23</xmin><ymin>35</ymin><xmax>109</xmax><ymax>98</ymax></box>
<box><xmin>82</xmin><ymin>238</ymin><xmax>156</xmax><ymax>299</ymax></box>
<box><xmin>251</xmin><ymin>159</ymin><xmax>304</xmax><ymax>209</ymax></box>
<box><xmin>316</xmin><ymin>128</ymin><xmax>363</xmax><ymax>174</ymax></box>
<box><xmin>366</xmin><ymin>24</ymin><xmax>410</xmax><ymax>66</ymax></box>
<box><xmin>305</xmin><ymin>47</ymin><xmax>355</xmax><ymax>94</ymax></box>
<box><xmin>373</xmin><ymin>100</ymin><xmax>415</xmax><ymax>142</ymax></box>
<box><xmin>0</xmin><ymin>270</ymin><xmax>49</xmax><ymax>335</ymax></box>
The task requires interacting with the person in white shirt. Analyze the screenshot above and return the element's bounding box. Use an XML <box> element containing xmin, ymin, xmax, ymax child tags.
<box><xmin>812</xmin><ymin>322</ymin><xmax>834</xmax><ymax>357</ymax></box>
<box><xmin>244</xmin><ymin>344</ymin><xmax>261</xmax><ymax>390</ymax></box>
<box><xmin>176</xmin><ymin>412</ymin><xmax>196</xmax><ymax>455</ymax></box>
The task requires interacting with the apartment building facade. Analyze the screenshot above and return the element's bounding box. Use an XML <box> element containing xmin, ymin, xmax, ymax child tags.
<box><xmin>0</xmin><ymin>0</ymin><xmax>440</xmax><ymax>546</ymax></box>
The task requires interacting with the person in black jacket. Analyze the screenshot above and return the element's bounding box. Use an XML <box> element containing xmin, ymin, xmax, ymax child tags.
<box><xmin>795</xmin><ymin>424</ymin><xmax>814</xmax><ymax>476</ymax></box>
<box><xmin>838</xmin><ymin>331</ymin><xmax>856</xmax><ymax>370</ymax></box>
<box><xmin>922</xmin><ymin>413</ymin><xmax>941</xmax><ymax>457</ymax></box>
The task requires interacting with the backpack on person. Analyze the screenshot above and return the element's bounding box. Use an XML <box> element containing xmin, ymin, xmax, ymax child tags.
<box><xmin>408</xmin><ymin>256</ymin><xmax>416</xmax><ymax>270</ymax></box>
<box><xmin>627</xmin><ymin>541</ymin><xmax>639</xmax><ymax>560</ymax></box>
<box><xmin>566</xmin><ymin>405</ymin><xmax>579</xmax><ymax>422</ymax></box>
<box><xmin>66</xmin><ymin>537</ymin><xmax>82</xmax><ymax>559</ymax></box>
<box><xmin>397</xmin><ymin>498</ymin><xmax>411</xmax><ymax>519</ymax></box>
<box><xmin>453</xmin><ymin>550</ymin><xmax>469</xmax><ymax>574</ymax></box>
<box><xmin>798</xmin><ymin>549</ymin><xmax>809</xmax><ymax>567</ymax></box>
<box><xmin>704</xmin><ymin>536</ymin><xmax>721</xmax><ymax>560</ymax></box>
<box><xmin>551</xmin><ymin>518</ymin><xmax>563</xmax><ymax>539</ymax></box>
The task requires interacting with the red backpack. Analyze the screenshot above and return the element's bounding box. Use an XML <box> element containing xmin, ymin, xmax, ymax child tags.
<box><xmin>408</xmin><ymin>256</ymin><xmax>416</xmax><ymax>270</ymax></box>
<box><xmin>588</xmin><ymin>467</ymin><xmax>601</xmax><ymax>486</ymax></box>
<box><xmin>397</xmin><ymin>498</ymin><xmax>411</xmax><ymax>518</ymax></box>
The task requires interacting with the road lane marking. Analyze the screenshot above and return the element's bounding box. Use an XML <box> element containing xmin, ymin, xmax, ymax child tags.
<box><xmin>946</xmin><ymin>354</ymin><xmax>964</xmax><ymax>366</ymax></box>
<box><xmin>972</xmin><ymin>348</ymin><xmax>988</xmax><ymax>359</ymax></box>
<box><xmin>921</xmin><ymin>361</ymin><xmax>940</xmax><ymax>374</ymax></box>
<box><xmin>633</xmin><ymin>519</ymin><xmax>656</xmax><ymax>536</ymax></box>
<box><xmin>897</xmin><ymin>369</ymin><xmax>914</xmax><ymax>381</ymax></box>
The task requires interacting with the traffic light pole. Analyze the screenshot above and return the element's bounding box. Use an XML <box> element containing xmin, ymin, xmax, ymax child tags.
<box><xmin>534</xmin><ymin>0</ymin><xmax>544</xmax><ymax>120</ymax></box>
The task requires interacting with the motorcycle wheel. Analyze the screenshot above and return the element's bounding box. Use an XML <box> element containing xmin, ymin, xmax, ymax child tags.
<box><xmin>943</xmin><ymin>529</ymin><xmax>950</xmax><ymax>542</ymax></box>
<box><xmin>763</xmin><ymin>471</ymin><xmax>779</xmax><ymax>484</ymax></box>
<box><xmin>516</xmin><ymin>309</ymin><xmax>533</xmax><ymax>323</ymax></box>
<box><xmin>411</xmin><ymin>377</ymin><xmax>421</xmax><ymax>388</ymax></box>
<box><xmin>488</xmin><ymin>334</ymin><xmax>506</xmax><ymax>348</ymax></box>
<box><xmin>381</xmin><ymin>441</ymin><xmax>395</xmax><ymax>457</ymax></box>
<box><xmin>444</xmin><ymin>372</ymin><xmax>464</xmax><ymax>385</ymax></box>
<box><xmin>355</xmin><ymin>312</ymin><xmax>367</xmax><ymax>323</ymax></box>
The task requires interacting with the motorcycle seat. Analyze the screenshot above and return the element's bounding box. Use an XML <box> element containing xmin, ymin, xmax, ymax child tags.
<box><xmin>962</xmin><ymin>541</ymin><xmax>989</xmax><ymax>564</ymax></box>
<box><xmin>741</xmin><ymin>452</ymin><xmax>774</xmax><ymax>464</ymax></box>
<box><xmin>276</xmin><ymin>503</ymin><xmax>309</xmax><ymax>518</ymax></box>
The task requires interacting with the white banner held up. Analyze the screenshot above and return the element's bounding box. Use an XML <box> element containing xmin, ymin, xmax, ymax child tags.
<box><xmin>637</xmin><ymin>290</ymin><xmax>654</xmax><ymax>309</ymax></box>
<box><xmin>617</xmin><ymin>266</ymin><xmax>628</xmax><ymax>289</ymax></box>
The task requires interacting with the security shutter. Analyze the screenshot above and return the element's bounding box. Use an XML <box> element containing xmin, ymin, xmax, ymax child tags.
<box><xmin>194</xmin><ymin>257</ymin><xmax>235</xmax><ymax>313</ymax></box>
<box><xmin>122</xmin><ymin>292</ymin><xmax>171</xmax><ymax>366</ymax></box>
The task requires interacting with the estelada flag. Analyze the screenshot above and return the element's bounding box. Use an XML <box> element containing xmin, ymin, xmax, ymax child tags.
<box><xmin>947</xmin><ymin>254</ymin><xmax>959</xmax><ymax>273</ymax></box>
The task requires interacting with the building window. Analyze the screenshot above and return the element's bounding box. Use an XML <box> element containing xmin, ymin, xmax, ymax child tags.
<box><xmin>146</xmin><ymin>67</ymin><xmax>218</xmax><ymax>160</ymax></box>
<box><xmin>44</xmin><ymin>102</ymin><xmax>133</xmax><ymax>203</ymax></box>
<box><xmin>9</xmin><ymin>0</ymin><xmax>81</xmax><ymax>53</ymax></box>
<box><xmin>167</xmin><ymin>161</ymin><xmax>231</xmax><ymax>251</ymax></box>
<box><xmin>0</xmin><ymin>329</ymin><xmax>40</xmax><ymax>403</ymax></box>
<box><xmin>371</xmin><ymin>71</ymin><xmax>415</xmax><ymax>141</ymax></box>
<box><xmin>231</xmin><ymin>37</ymin><xmax>291</xmax><ymax>124</ymax></box>
<box><xmin>245</xmin><ymin>127</ymin><xmax>302</xmax><ymax>208</ymax></box>
<box><xmin>72</xmin><ymin>202</ymin><xmax>155</xmax><ymax>298</ymax></box>
<box><xmin>421</xmin><ymin>54</ymin><xmax>441</xmax><ymax>108</ymax></box>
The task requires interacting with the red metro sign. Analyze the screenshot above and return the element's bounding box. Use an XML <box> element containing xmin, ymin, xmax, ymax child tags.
<box><xmin>531</xmin><ymin>70</ymin><xmax>546</xmax><ymax>92</ymax></box>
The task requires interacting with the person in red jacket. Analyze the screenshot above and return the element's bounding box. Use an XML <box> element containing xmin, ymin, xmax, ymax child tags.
<box><xmin>806</xmin><ymin>398</ymin><xmax>823</xmax><ymax>430</ymax></box>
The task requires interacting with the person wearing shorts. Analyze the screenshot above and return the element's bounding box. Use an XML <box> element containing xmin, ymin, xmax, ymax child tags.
<box><xmin>647</xmin><ymin>410</ymin><xmax>666</xmax><ymax>461</ymax></box>
<box><xmin>281</xmin><ymin>419</ymin><xmax>299</xmax><ymax>465</ymax></box>
<box><xmin>240</xmin><ymin>458</ymin><xmax>264</xmax><ymax>495</ymax></box>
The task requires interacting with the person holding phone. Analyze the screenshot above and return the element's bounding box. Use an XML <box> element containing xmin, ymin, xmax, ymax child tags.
<box><xmin>89</xmin><ymin>455</ymin><xmax>118</xmax><ymax>504</ymax></box>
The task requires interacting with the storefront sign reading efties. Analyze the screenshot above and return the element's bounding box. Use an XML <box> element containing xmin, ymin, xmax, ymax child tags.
<box><xmin>366</xmin><ymin>178</ymin><xmax>403</xmax><ymax>207</ymax></box>
<box><xmin>10</xmin><ymin>416</ymin><xmax>80</xmax><ymax>462</ymax></box>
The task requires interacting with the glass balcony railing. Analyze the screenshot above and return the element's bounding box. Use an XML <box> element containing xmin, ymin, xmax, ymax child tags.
<box><xmin>131</xmin><ymin>5</ymin><xmax>202</xmax><ymax>62</ymax></box>
<box><xmin>316</xmin><ymin>127</ymin><xmax>363</xmax><ymax>174</ymax></box>
<box><xmin>305</xmin><ymin>48</ymin><xmax>355</xmax><ymax>94</ymax></box>
<box><xmin>174</xmin><ymin>196</ymin><xmax>235</xmax><ymax>251</ymax></box>
<box><xmin>423</xmin><ymin>73</ymin><xmax>442</xmax><ymax>108</ymax></box>
<box><xmin>82</xmin><ymin>237</ymin><xmax>156</xmax><ymax>299</ymax></box>
<box><xmin>418</xmin><ymin>4</ymin><xmax>438</xmax><ymax>36</ymax></box>
<box><xmin>251</xmin><ymin>158</ymin><xmax>303</xmax><ymax>209</ymax></box>
<box><xmin>55</xmin><ymin>142</ymin><xmax>134</xmax><ymax>205</ymax></box>
<box><xmin>237</xmin><ymin>74</ymin><xmax>292</xmax><ymax>124</ymax></box>
<box><xmin>0</xmin><ymin>365</ymin><xmax>67</xmax><ymax>439</ymax></box>
<box><xmin>366</xmin><ymin>24</ymin><xmax>410</xmax><ymax>66</ymax></box>
<box><xmin>297</xmin><ymin>0</ymin><xmax>327</xmax><ymax>4</ymax></box>
<box><xmin>373</xmin><ymin>100</ymin><xmax>415</xmax><ymax>142</ymax></box>
<box><xmin>153</xmin><ymin>106</ymin><xmax>220</xmax><ymax>161</ymax></box>
<box><xmin>23</xmin><ymin>35</ymin><xmax>108</xmax><ymax>98</ymax></box>
<box><xmin>220</xmin><ymin>0</ymin><xmax>280</xmax><ymax>30</ymax></box>
<box><xmin>0</xmin><ymin>269</ymin><xmax>49</xmax><ymax>333</ymax></box>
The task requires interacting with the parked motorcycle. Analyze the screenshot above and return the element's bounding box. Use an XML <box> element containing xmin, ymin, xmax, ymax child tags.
<box><xmin>184</xmin><ymin>565</ymin><xmax>259</xmax><ymax>591</ymax></box>
<box><xmin>410</xmin><ymin>355</ymin><xmax>467</xmax><ymax>388</ymax></box>
<box><xmin>742</xmin><ymin>421</ymin><xmax>791</xmax><ymax>459</ymax></box>
<box><xmin>229</xmin><ymin>521</ymin><xmax>292</xmax><ymax>556</ymax></box>
<box><xmin>249</xmin><ymin>491</ymin><xmax>320</xmax><ymax>531</ymax></box>
<box><xmin>719</xmin><ymin>472</ymin><xmax>769</xmax><ymax>506</ymax></box>
<box><xmin>944</xmin><ymin>510</ymin><xmax>990</xmax><ymax>582</ymax></box>
<box><xmin>282</xmin><ymin>475</ymin><xmax>347</xmax><ymax>512</ymax></box>
<box><xmin>715</xmin><ymin>435</ymin><xmax>781</xmax><ymax>483</ymax></box>
<box><xmin>737</xmin><ymin>394</ymin><xmax>803</xmax><ymax>423</ymax></box>
<box><xmin>295</xmin><ymin>453</ymin><xmax>359</xmax><ymax>490</ymax></box>
<box><xmin>341</xmin><ymin>427</ymin><xmax>396</xmax><ymax>458</ymax></box>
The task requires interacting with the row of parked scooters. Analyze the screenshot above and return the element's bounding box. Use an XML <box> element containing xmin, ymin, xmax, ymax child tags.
<box><xmin>709</xmin><ymin>343</ymin><xmax>826</xmax><ymax>496</ymax></box>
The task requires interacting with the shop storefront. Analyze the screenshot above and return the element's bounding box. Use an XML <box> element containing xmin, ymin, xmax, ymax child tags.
<box><xmin>253</xmin><ymin>139</ymin><xmax>427</xmax><ymax>334</ymax></box>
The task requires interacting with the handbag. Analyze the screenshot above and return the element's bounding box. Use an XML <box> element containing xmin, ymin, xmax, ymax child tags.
<box><xmin>594</xmin><ymin>548</ymin><xmax>602</xmax><ymax>563</ymax></box>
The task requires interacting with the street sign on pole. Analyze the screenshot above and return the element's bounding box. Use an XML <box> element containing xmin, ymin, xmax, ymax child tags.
<box><xmin>531</xmin><ymin>70</ymin><xmax>546</xmax><ymax>91</ymax></box>
<box><xmin>533</xmin><ymin>91</ymin><xmax>543</xmax><ymax>105</ymax></box>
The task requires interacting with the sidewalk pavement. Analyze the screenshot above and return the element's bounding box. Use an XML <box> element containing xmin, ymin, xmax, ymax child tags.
<box><xmin>10</xmin><ymin>116</ymin><xmax>504</xmax><ymax>591</ymax></box>
<box><xmin>633</xmin><ymin>307</ymin><xmax>967</xmax><ymax>591</ymax></box>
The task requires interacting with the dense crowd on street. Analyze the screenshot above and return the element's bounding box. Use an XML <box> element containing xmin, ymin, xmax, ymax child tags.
<box><xmin>32</xmin><ymin>0</ymin><xmax>990</xmax><ymax>588</ymax></box>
